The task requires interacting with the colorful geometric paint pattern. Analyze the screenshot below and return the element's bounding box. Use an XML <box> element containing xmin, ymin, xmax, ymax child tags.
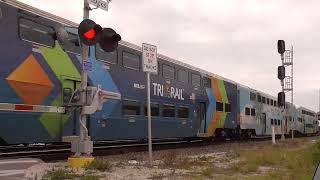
<box><xmin>206</xmin><ymin>78</ymin><xmax>229</xmax><ymax>136</ymax></box>
<box><xmin>4</xmin><ymin>42</ymin><xmax>81</xmax><ymax>138</ymax></box>
<box><xmin>6</xmin><ymin>54</ymin><xmax>54</xmax><ymax>105</ymax></box>
<box><xmin>39</xmin><ymin>43</ymin><xmax>81</xmax><ymax>138</ymax></box>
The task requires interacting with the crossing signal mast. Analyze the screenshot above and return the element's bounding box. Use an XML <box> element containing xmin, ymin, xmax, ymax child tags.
<box><xmin>66</xmin><ymin>0</ymin><xmax>122</xmax><ymax>168</ymax></box>
<box><xmin>277</xmin><ymin>40</ymin><xmax>294</xmax><ymax>140</ymax></box>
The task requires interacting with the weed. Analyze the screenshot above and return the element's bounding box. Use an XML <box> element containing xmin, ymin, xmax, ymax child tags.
<box><xmin>80</xmin><ymin>174</ymin><xmax>101</xmax><ymax>180</ymax></box>
<box><xmin>149</xmin><ymin>173</ymin><xmax>165</xmax><ymax>179</ymax></box>
<box><xmin>200</xmin><ymin>167</ymin><xmax>214</xmax><ymax>177</ymax></box>
<box><xmin>160</xmin><ymin>152</ymin><xmax>177</xmax><ymax>168</ymax></box>
<box><xmin>86</xmin><ymin>158</ymin><xmax>112</xmax><ymax>172</ymax></box>
<box><xmin>42</xmin><ymin>168</ymin><xmax>79</xmax><ymax>180</ymax></box>
<box><xmin>198</xmin><ymin>155</ymin><xmax>209</xmax><ymax>161</ymax></box>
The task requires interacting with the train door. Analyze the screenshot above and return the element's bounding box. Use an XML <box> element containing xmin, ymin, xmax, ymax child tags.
<box><xmin>199</xmin><ymin>102</ymin><xmax>207</xmax><ymax>133</ymax></box>
<box><xmin>261</xmin><ymin>113</ymin><xmax>266</xmax><ymax>134</ymax></box>
<box><xmin>62</xmin><ymin>77</ymin><xmax>81</xmax><ymax>136</ymax></box>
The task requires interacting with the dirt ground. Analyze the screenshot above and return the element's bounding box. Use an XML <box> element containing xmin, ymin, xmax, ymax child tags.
<box><xmin>25</xmin><ymin>136</ymin><xmax>320</xmax><ymax>180</ymax></box>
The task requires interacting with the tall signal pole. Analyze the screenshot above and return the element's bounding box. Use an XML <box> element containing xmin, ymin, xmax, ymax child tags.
<box><xmin>78</xmin><ymin>0</ymin><xmax>91</xmax><ymax>155</ymax></box>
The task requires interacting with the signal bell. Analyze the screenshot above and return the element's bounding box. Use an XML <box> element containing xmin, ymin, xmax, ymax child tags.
<box><xmin>78</xmin><ymin>19</ymin><xmax>121</xmax><ymax>52</ymax></box>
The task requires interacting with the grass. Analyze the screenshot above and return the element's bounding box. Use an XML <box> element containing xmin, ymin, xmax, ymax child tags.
<box><xmin>148</xmin><ymin>173</ymin><xmax>166</xmax><ymax>179</ymax></box>
<box><xmin>184</xmin><ymin>138</ymin><xmax>320</xmax><ymax>180</ymax></box>
<box><xmin>159</xmin><ymin>152</ymin><xmax>203</xmax><ymax>170</ymax></box>
<box><xmin>42</xmin><ymin>168</ymin><xmax>79</xmax><ymax>180</ymax></box>
<box><xmin>232</xmin><ymin>139</ymin><xmax>320</xmax><ymax>178</ymax></box>
<box><xmin>43</xmin><ymin>167</ymin><xmax>101</xmax><ymax>180</ymax></box>
<box><xmin>85</xmin><ymin>157</ymin><xmax>112</xmax><ymax>172</ymax></box>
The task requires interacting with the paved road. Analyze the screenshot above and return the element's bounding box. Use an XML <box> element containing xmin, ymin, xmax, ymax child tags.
<box><xmin>0</xmin><ymin>158</ymin><xmax>42</xmax><ymax>180</ymax></box>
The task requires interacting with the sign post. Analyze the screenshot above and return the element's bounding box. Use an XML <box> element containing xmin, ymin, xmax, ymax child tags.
<box><xmin>142</xmin><ymin>43</ymin><xmax>157</xmax><ymax>166</ymax></box>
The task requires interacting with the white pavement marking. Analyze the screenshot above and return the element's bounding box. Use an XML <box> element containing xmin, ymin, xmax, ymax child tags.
<box><xmin>0</xmin><ymin>169</ymin><xmax>25</xmax><ymax>177</ymax></box>
<box><xmin>0</xmin><ymin>160</ymin><xmax>39</xmax><ymax>165</ymax></box>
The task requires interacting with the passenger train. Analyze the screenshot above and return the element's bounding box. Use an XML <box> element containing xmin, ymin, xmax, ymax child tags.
<box><xmin>0</xmin><ymin>0</ymin><xmax>318</xmax><ymax>145</ymax></box>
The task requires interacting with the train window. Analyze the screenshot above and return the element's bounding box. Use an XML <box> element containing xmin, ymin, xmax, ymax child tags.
<box><xmin>191</xmin><ymin>73</ymin><xmax>201</xmax><ymax>87</ymax></box>
<box><xmin>225</xmin><ymin>103</ymin><xmax>231</xmax><ymax>113</ymax></box>
<box><xmin>251</xmin><ymin>108</ymin><xmax>256</xmax><ymax>116</ymax></box>
<box><xmin>257</xmin><ymin>95</ymin><xmax>261</xmax><ymax>102</ymax></box>
<box><xmin>122</xmin><ymin>51</ymin><xmax>140</xmax><ymax>71</ymax></box>
<box><xmin>162</xmin><ymin>64</ymin><xmax>175</xmax><ymax>79</ymax></box>
<box><xmin>266</xmin><ymin>98</ymin><xmax>270</xmax><ymax>105</ymax></box>
<box><xmin>216</xmin><ymin>102</ymin><xmax>224</xmax><ymax>112</ymax></box>
<box><xmin>271</xmin><ymin>119</ymin><xmax>273</xmax><ymax>125</ymax></box>
<box><xmin>144</xmin><ymin>103</ymin><xmax>159</xmax><ymax>117</ymax></box>
<box><xmin>122</xmin><ymin>100</ymin><xmax>141</xmax><ymax>115</ymax></box>
<box><xmin>274</xmin><ymin>101</ymin><xmax>277</xmax><ymax>107</ymax></box>
<box><xmin>163</xmin><ymin>104</ymin><xmax>175</xmax><ymax>118</ymax></box>
<box><xmin>270</xmin><ymin>99</ymin><xmax>274</xmax><ymax>106</ymax></box>
<box><xmin>96</xmin><ymin>44</ymin><xmax>118</xmax><ymax>64</ymax></box>
<box><xmin>278</xmin><ymin>120</ymin><xmax>281</xmax><ymax>125</ymax></box>
<box><xmin>0</xmin><ymin>7</ymin><xmax>2</xmax><ymax>19</ymax></box>
<box><xmin>202</xmin><ymin>77</ymin><xmax>211</xmax><ymax>88</ymax></box>
<box><xmin>63</xmin><ymin>32</ymin><xmax>81</xmax><ymax>54</ymax></box>
<box><xmin>178</xmin><ymin>107</ymin><xmax>189</xmax><ymax>118</ymax></box>
<box><xmin>19</xmin><ymin>18</ymin><xmax>55</xmax><ymax>47</ymax></box>
<box><xmin>245</xmin><ymin>107</ymin><xmax>250</xmax><ymax>115</ymax></box>
<box><xmin>262</xmin><ymin>97</ymin><xmax>266</xmax><ymax>104</ymax></box>
<box><xmin>177</xmin><ymin>69</ymin><xmax>188</xmax><ymax>83</ymax></box>
<box><xmin>250</xmin><ymin>92</ymin><xmax>256</xmax><ymax>101</ymax></box>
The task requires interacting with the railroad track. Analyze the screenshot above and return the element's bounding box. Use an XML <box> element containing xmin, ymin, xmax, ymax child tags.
<box><xmin>0</xmin><ymin>135</ymin><xmax>317</xmax><ymax>161</ymax></box>
<box><xmin>0</xmin><ymin>139</ymin><xmax>206</xmax><ymax>161</ymax></box>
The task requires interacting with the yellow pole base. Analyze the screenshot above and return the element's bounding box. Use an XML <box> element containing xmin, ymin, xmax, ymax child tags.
<box><xmin>68</xmin><ymin>157</ymin><xmax>95</xmax><ymax>168</ymax></box>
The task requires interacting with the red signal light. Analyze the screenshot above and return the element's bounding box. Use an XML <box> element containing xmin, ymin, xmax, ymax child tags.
<box><xmin>84</xmin><ymin>28</ymin><xmax>96</xmax><ymax>39</ymax></box>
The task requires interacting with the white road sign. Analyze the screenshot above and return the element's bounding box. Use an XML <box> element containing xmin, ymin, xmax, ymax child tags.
<box><xmin>87</xmin><ymin>0</ymin><xmax>110</xmax><ymax>11</ymax></box>
<box><xmin>142</xmin><ymin>43</ymin><xmax>157</xmax><ymax>74</ymax></box>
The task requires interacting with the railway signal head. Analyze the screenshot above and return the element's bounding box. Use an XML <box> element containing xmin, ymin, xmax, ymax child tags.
<box><xmin>277</xmin><ymin>40</ymin><xmax>286</xmax><ymax>54</ymax></box>
<box><xmin>278</xmin><ymin>92</ymin><xmax>285</xmax><ymax>107</ymax></box>
<box><xmin>278</xmin><ymin>65</ymin><xmax>285</xmax><ymax>80</ymax></box>
<box><xmin>78</xmin><ymin>19</ymin><xmax>102</xmax><ymax>46</ymax></box>
<box><xmin>99</xmin><ymin>28</ymin><xmax>121</xmax><ymax>52</ymax></box>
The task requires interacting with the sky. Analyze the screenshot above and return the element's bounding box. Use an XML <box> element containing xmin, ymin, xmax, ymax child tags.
<box><xmin>18</xmin><ymin>0</ymin><xmax>320</xmax><ymax>111</ymax></box>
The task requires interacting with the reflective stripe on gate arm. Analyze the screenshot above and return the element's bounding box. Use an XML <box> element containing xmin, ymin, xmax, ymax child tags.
<box><xmin>0</xmin><ymin>103</ymin><xmax>65</xmax><ymax>113</ymax></box>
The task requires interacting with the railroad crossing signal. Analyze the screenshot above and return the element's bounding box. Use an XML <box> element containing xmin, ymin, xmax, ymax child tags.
<box><xmin>78</xmin><ymin>19</ymin><xmax>121</xmax><ymax>51</ymax></box>
<box><xmin>99</xmin><ymin>28</ymin><xmax>121</xmax><ymax>52</ymax></box>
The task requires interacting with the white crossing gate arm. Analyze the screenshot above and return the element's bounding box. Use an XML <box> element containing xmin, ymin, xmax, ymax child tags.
<box><xmin>0</xmin><ymin>103</ymin><xmax>65</xmax><ymax>113</ymax></box>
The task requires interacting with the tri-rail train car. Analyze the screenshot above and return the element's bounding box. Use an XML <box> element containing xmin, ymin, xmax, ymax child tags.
<box><xmin>0</xmin><ymin>0</ymin><xmax>317</xmax><ymax>145</ymax></box>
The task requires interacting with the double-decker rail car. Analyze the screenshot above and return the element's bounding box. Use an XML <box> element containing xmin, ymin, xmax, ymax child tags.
<box><xmin>0</xmin><ymin>0</ymin><xmax>317</xmax><ymax>145</ymax></box>
<box><xmin>296</xmin><ymin>107</ymin><xmax>318</xmax><ymax>135</ymax></box>
<box><xmin>238</xmin><ymin>85</ymin><xmax>284</xmax><ymax>137</ymax></box>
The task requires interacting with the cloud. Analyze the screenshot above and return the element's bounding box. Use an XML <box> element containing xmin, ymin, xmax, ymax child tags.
<box><xmin>17</xmin><ymin>0</ymin><xmax>320</xmax><ymax>111</ymax></box>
